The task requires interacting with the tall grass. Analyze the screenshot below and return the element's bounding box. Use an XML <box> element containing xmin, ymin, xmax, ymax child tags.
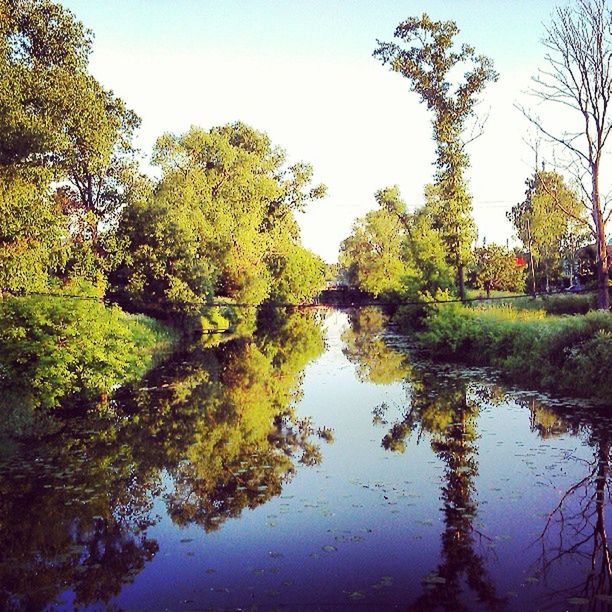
<box><xmin>418</xmin><ymin>303</ymin><xmax>612</xmax><ymax>402</ymax></box>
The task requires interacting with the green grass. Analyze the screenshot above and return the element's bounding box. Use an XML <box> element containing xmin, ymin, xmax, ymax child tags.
<box><xmin>465</xmin><ymin>288</ymin><xmax>599</xmax><ymax>315</ymax></box>
<box><xmin>418</xmin><ymin>302</ymin><xmax>612</xmax><ymax>403</ymax></box>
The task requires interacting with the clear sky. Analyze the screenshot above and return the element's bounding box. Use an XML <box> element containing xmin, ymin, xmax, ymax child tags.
<box><xmin>62</xmin><ymin>0</ymin><xmax>566</xmax><ymax>262</ymax></box>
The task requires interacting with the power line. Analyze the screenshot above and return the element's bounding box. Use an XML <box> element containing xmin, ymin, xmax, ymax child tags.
<box><xmin>5</xmin><ymin>288</ymin><xmax>595</xmax><ymax>310</ymax></box>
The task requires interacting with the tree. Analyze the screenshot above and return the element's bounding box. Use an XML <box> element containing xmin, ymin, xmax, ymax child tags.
<box><xmin>339</xmin><ymin>185</ymin><xmax>453</xmax><ymax>309</ymax></box>
<box><xmin>469</xmin><ymin>243</ymin><xmax>526</xmax><ymax>297</ymax></box>
<box><xmin>339</xmin><ymin>186</ymin><xmax>412</xmax><ymax>297</ymax></box>
<box><xmin>0</xmin><ymin>170</ymin><xmax>65</xmax><ymax>292</ymax></box>
<box><xmin>0</xmin><ymin>0</ymin><xmax>141</xmax><ymax>290</ymax></box>
<box><xmin>507</xmin><ymin>170</ymin><xmax>589</xmax><ymax>291</ymax></box>
<box><xmin>374</xmin><ymin>14</ymin><xmax>498</xmax><ymax>300</ymax></box>
<box><xmin>112</xmin><ymin>122</ymin><xmax>325</xmax><ymax>314</ymax></box>
<box><xmin>521</xmin><ymin>0</ymin><xmax>611</xmax><ymax>309</ymax></box>
<box><xmin>0</xmin><ymin>0</ymin><xmax>92</xmax><ymax>168</ymax></box>
<box><xmin>57</xmin><ymin>76</ymin><xmax>141</xmax><ymax>249</ymax></box>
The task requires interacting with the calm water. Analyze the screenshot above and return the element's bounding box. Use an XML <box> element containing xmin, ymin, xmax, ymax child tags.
<box><xmin>1</xmin><ymin>308</ymin><xmax>610</xmax><ymax>611</ymax></box>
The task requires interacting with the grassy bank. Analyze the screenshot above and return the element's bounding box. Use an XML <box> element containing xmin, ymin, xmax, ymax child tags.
<box><xmin>417</xmin><ymin>303</ymin><xmax>612</xmax><ymax>403</ymax></box>
<box><xmin>465</xmin><ymin>289</ymin><xmax>599</xmax><ymax>315</ymax></box>
<box><xmin>0</xmin><ymin>294</ymin><xmax>178</xmax><ymax>417</ymax></box>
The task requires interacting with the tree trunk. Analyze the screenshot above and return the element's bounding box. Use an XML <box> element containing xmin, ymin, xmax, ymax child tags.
<box><xmin>592</xmin><ymin>167</ymin><xmax>609</xmax><ymax>310</ymax></box>
<box><xmin>457</xmin><ymin>263</ymin><xmax>466</xmax><ymax>301</ymax></box>
<box><xmin>595</xmin><ymin>230</ymin><xmax>609</xmax><ymax>310</ymax></box>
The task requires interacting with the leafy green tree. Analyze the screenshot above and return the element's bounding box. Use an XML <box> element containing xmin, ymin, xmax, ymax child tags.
<box><xmin>110</xmin><ymin>175</ymin><xmax>217</xmax><ymax>316</ymax></box>
<box><xmin>507</xmin><ymin>170</ymin><xmax>588</xmax><ymax>291</ymax></box>
<box><xmin>113</xmin><ymin>122</ymin><xmax>325</xmax><ymax>314</ymax></box>
<box><xmin>0</xmin><ymin>0</ymin><xmax>141</xmax><ymax>291</ymax></box>
<box><xmin>339</xmin><ymin>185</ymin><xmax>453</xmax><ymax>322</ymax></box>
<box><xmin>339</xmin><ymin>187</ymin><xmax>413</xmax><ymax>297</ymax></box>
<box><xmin>401</xmin><ymin>184</ymin><xmax>455</xmax><ymax>296</ymax></box>
<box><xmin>57</xmin><ymin>76</ymin><xmax>141</xmax><ymax>248</ymax></box>
<box><xmin>267</xmin><ymin>244</ymin><xmax>326</xmax><ymax>303</ymax></box>
<box><xmin>0</xmin><ymin>170</ymin><xmax>66</xmax><ymax>292</ymax></box>
<box><xmin>0</xmin><ymin>0</ymin><xmax>92</xmax><ymax>168</ymax></box>
<box><xmin>469</xmin><ymin>243</ymin><xmax>526</xmax><ymax>297</ymax></box>
<box><xmin>374</xmin><ymin>14</ymin><xmax>498</xmax><ymax>299</ymax></box>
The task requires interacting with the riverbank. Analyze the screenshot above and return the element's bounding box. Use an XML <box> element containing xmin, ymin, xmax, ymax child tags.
<box><xmin>415</xmin><ymin>302</ymin><xmax>611</xmax><ymax>403</ymax></box>
<box><xmin>0</xmin><ymin>293</ymin><xmax>179</xmax><ymax>433</ymax></box>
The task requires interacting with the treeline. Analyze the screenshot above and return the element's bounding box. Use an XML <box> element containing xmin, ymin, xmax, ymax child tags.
<box><xmin>339</xmin><ymin>168</ymin><xmax>591</xmax><ymax>307</ymax></box>
<box><xmin>0</xmin><ymin>0</ymin><xmax>327</xmax><ymax>327</ymax></box>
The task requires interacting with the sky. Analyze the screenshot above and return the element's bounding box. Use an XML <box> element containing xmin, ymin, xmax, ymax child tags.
<box><xmin>62</xmin><ymin>0</ymin><xmax>568</xmax><ymax>262</ymax></box>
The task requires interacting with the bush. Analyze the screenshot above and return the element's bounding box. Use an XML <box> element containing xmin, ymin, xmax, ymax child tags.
<box><xmin>539</xmin><ymin>293</ymin><xmax>597</xmax><ymax>315</ymax></box>
<box><xmin>0</xmin><ymin>289</ymin><xmax>177</xmax><ymax>413</ymax></box>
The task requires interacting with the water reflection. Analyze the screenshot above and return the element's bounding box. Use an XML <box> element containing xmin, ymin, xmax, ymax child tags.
<box><xmin>0</xmin><ymin>309</ymin><xmax>327</xmax><ymax>610</ymax></box>
<box><xmin>343</xmin><ymin>306</ymin><xmax>611</xmax><ymax>611</ymax></box>
<box><xmin>1</xmin><ymin>307</ymin><xmax>611</xmax><ymax>610</ymax></box>
<box><xmin>528</xmin><ymin>404</ymin><xmax>611</xmax><ymax>610</ymax></box>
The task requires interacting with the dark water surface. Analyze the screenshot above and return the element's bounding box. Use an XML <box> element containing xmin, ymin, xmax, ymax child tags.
<box><xmin>1</xmin><ymin>308</ymin><xmax>610</xmax><ymax>611</ymax></box>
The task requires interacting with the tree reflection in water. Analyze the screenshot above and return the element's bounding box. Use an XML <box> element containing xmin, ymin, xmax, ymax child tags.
<box><xmin>527</xmin><ymin>402</ymin><xmax>611</xmax><ymax>610</ymax></box>
<box><xmin>0</xmin><ymin>309</ymin><xmax>327</xmax><ymax>610</ymax></box>
<box><xmin>378</xmin><ymin>374</ymin><xmax>507</xmax><ymax>611</ymax></box>
<box><xmin>342</xmin><ymin>307</ymin><xmax>506</xmax><ymax>610</ymax></box>
<box><xmin>343</xmin><ymin>306</ymin><xmax>612</xmax><ymax>610</ymax></box>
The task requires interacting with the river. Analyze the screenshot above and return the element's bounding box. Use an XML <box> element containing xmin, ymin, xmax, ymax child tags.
<box><xmin>0</xmin><ymin>308</ymin><xmax>610</xmax><ymax>610</ymax></box>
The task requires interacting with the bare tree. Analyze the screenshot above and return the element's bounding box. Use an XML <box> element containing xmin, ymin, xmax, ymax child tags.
<box><xmin>520</xmin><ymin>0</ymin><xmax>611</xmax><ymax>309</ymax></box>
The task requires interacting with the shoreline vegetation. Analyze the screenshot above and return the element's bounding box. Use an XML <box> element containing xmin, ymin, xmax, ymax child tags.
<box><xmin>412</xmin><ymin>297</ymin><xmax>611</xmax><ymax>404</ymax></box>
<box><xmin>0</xmin><ymin>286</ymin><xmax>179</xmax><ymax>436</ymax></box>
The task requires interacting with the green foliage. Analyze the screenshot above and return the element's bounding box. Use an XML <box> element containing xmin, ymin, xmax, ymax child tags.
<box><xmin>466</xmin><ymin>290</ymin><xmax>598</xmax><ymax>315</ymax></box>
<box><xmin>539</xmin><ymin>293</ymin><xmax>598</xmax><ymax>315</ymax></box>
<box><xmin>374</xmin><ymin>15</ymin><xmax>498</xmax><ymax>295</ymax></box>
<box><xmin>0</xmin><ymin>0</ymin><xmax>92</xmax><ymax>167</ymax></box>
<box><xmin>419</xmin><ymin>305</ymin><xmax>612</xmax><ymax>402</ymax></box>
<box><xmin>507</xmin><ymin>170</ymin><xmax>588</xmax><ymax>289</ymax></box>
<box><xmin>340</xmin><ymin>185</ymin><xmax>453</xmax><ymax>304</ymax></box>
<box><xmin>113</xmin><ymin>123</ymin><xmax>325</xmax><ymax>315</ymax></box>
<box><xmin>110</xmin><ymin>179</ymin><xmax>217</xmax><ymax>316</ymax></box>
<box><xmin>0</xmin><ymin>0</ymin><xmax>142</xmax><ymax>292</ymax></box>
<box><xmin>469</xmin><ymin>243</ymin><xmax>526</xmax><ymax>295</ymax></box>
<box><xmin>267</xmin><ymin>244</ymin><xmax>326</xmax><ymax>303</ymax></box>
<box><xmin>339</xmin><ymin>187</ymin><xmax>411</xmax><ymax>297</ymax></box>
<box><xmin>339</xmin><ymin>185</ymin><xmax>454</xmax><ymax>326</ymax></box>
<box><xmin>0</xmin><ymin>286</ymin><xmax>177</xmax><ymax>413</ymax></box>
<box><xmin>0</xmin><ymin>170</ymin><xmax>66</xmax><ymax>291</ymax></box>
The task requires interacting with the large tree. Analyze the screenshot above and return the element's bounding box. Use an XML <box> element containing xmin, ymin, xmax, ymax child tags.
<box><xmin>374</xmin><ymin>14</ymin><xmax>497</xmax><ymax>300</ymax></box>
<box><xmin>522</xmin><ymin>0</ymin><xmax>611</xmax><ymax>309</ymax></box>
<box><xmin>338</xmin><ymin>185</ymin><xmax>453</xmax><ymax>302</ymax></box>
<box><xmin>339</xmin><ymin>187</ymin><xmax>410</xmax><ymax>297</ymax></box>
<box><xmin>57</xmin><ymin>76</ymin><xmax>141</xmax><ymax>248</ymax></box>
<box><xmin>112</xmin><ymin>122</ymin><xmax>326</xmax><ymax>314</ymax></box>
<box><xmin>0</xmin><ymin>0</ymin><xmax>141</xmax><ymax>289</ymax></box>
<box><xmin>0</xmin><ymin>0</ymin><xmax>92</xmax><ymax>168</ymax></box>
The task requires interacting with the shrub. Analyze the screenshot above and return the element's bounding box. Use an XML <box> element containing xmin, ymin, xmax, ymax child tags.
<box><xmin>0</xmin><ymin>289</ymin><xmax>177</xmax><ymax>412</ymax></box>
